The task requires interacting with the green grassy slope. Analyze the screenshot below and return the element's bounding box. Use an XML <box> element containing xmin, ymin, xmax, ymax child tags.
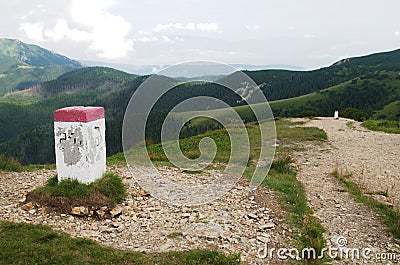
<box><xmin>372</xmin><ymin>99</ymin><xmax>400</xmax><ymax>120</ymax></box>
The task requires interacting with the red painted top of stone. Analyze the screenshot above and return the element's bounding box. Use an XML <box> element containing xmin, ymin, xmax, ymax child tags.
<box><xmin>54</xmin><ymin>106</ymin><xmax>104</xmax><ymax>123</ymax></box>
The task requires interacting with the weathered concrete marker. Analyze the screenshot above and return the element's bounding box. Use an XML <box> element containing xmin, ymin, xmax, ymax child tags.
<box><xmin>334</xmin><ymin>110</ymin><xmax>339</xmax><ymax>119</ymax></box>
<box><xmin>54</xmin><ymin>106</ymin><xmax>106</xmax><ymax>183</ymax></box>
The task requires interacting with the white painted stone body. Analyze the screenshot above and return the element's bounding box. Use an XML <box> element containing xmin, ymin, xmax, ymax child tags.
<box><xmin>54</xmin><ymin>118</ymin><xmax>106</xmax><ymax>183</ymax></box>
<box><xmin>334</xmin><ymin>110</ymin><xmax>339</xmax><ymax>119</ymax></box>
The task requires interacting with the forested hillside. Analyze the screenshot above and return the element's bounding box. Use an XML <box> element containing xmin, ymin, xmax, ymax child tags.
<box><xmin>269</xmin><ymin>70</ymin><xmax>400</xmax><ymax>118</ymax></box>
<box><xmin>0</xmin><ymin>48</ymin><xmax>399</xmax><ymax>164</ymax></box>
<box><xmin>241</xmin><ymin>48</ymin><xmax>400</xmax><ymax>101</ymax></box>
<box><xmin>0</xmin><ymin>67</ymin><xmax>145</xmax><ymax>164</ymax></box>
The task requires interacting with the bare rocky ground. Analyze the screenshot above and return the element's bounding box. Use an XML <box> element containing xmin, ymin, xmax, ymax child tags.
<box><xmin>294</xmin><ymin>117</ymin><xmax>400</xmax><ymax>264</ymax></box>
<box><xmin>1</xmin><ymin>117</ymin><xmax>400</xmax><ymax>264</ymax></box>
<box><xmin>0</xmin><ymin>167</ymin><xmax>292</xmax><ymax>265</ymax></box>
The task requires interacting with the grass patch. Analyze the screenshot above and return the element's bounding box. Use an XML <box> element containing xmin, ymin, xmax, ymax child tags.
<box><xmin>361</xmin><ymin>119</ymin><xmax>400</xmax><ymax>134</ymax></box>
<box><xmin>34</xmin><ymin>175</ymin><xmax>94</xmax><ymax>199</ymax></box>
<box><xmin>112</xmin><ymin>122</ymin><xmax>265</xmax><ymax>167</ymax></box>
<box><xmin>0</xmin><ymin>221</ymin><xmax>240</xmax><ymax>265</ymax></box>
<box><xmin>92</xmin><ymin>172</ymin><xmax>127</xmax><ymax>204</ymax></box>
<box><xmin>108</xmin><ymin>119</ymin><xmax>326</xmax><ymax>167</ymax></box>
<box><xmin>0</xmin><ymin>153</ymin><xmax>55</xmax><ymax>172</ymax></box>
<box><xmin>146</xmin><ymin>129</ymin><xmax>232</xmax><ymax>164</ymax></box>
<box><xmin>262</xmin><ymin>157</ymin><xmax>327</xmax><ymax>263</ymax></box>
<box><xmin>345</xmin><ymin>121</ymin><xmax>355</xmax><ymax>129</ymax></box>
<box><xmin>167</xmin><ymin>231</ymin><xmax>183</xmax><ymax>238</ymax></box>
<box><xmin>23</xmin><ymin>164</ymin><xmax>56</xmax><ymax>172</ymax></box>
<box><xmin>332</xmin><ymin>172</ymin><xmax>400</xmax><ymax>239</ymax></box>
<box><xmin>275</xmin><ymin>119</ymin><xmax>327</xmax><ymax>153</ymax></box>
<box><xmin>0</xmin><ymin>153</ymin><xmax>23</xmax><ymax>172</ymax></box>
<box><xmin>107</xmin><ymin>152</ymin><xmax>126</xmax><ymax>165</ymax></box>
<box><xmin>33</xmin><ymin>172</ymin><xmax>127</xmax><ymax>204</ymax></box>
<box><xmin>183</xmin><ymin>170</ymin><xmax>204</xmax><ymax>174</ymax></box>
<box><xmin>276</xmin><ymin>120</ymin><xmax>327</xmax><ymax>142</ymax></box>
<box><xmin>270</xmin><ymin>155</ymin><xmax>294</xmax><ymax>174</ymax></box>
<box><xmin>366</xmin><ymin>190</ymin><xmax>388</xmax><ymax>197</ymax></box>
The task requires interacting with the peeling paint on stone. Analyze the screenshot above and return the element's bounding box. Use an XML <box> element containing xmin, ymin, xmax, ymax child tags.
<box><xmin>55</xmin><ymin>126</ymin><xmax>84</xmax><ymax>166</ymax></box>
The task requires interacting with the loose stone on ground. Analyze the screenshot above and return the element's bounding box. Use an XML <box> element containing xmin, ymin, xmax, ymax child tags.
<box><xmin>0</xmin><ymin>168</ymin><xmax>291</xmax><ymax>264</ymax></box>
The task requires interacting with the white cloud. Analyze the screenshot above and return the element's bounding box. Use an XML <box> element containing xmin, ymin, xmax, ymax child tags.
<box><xmin>153</xmin><ymin>22</ymin><xmax>217</xmax><ymax>32</ymax></box>
<box><xmin>70</xmin><ymin>0</ymin><xmax>134</xmax><ymax>59</ymax></box>
<box><xmin>304</xmin><ymin>34</ymin><xmax>316</xmax><ymax>38</ymax></box>
<box><xmin>153</xmin><ymin>22</ymin><xmax>196</xmax><ymax>32</ymax></box>
<box><xmin>45</xmin><ymin>19</ymin><xmax>90</xmax><ymax>41</ymax></box>
<box><xmin>395</xmin><ymin>31</ymin><xmax>400</xmax><ymax>36</ymax></box>
<box><xmin>137</xmin><ymin>36</ymin><xmax>158</xmax><ymax>43</ymax></box>
<box><xmin>138</xmin><ymin>30</ymin><xmax>150</xmax><ymax>35</ymax></box>
<box><xmin>20</xmin><ymin>0</ymin><xmax>134</xmax><ymax>59</ymax></box>
<box><xmin>245</xmin><ymin>25</ymin><xmax>260</xmax><ymax>32</ymax></box>
<box><xmin>185</xmin><ymin>22</ymin><xmax>196</xmax><ymax>30</ymax></box>
<box><xmin>172</xmin><ymin>23</ymin><xmax>184</xmax><ymax>29</ymax></box>
<box><xmin>19</xmin><ymin>22</ymin><xmax>44</xmax><ymax>42</ymax></box>
<box><xmin>196</xmin><ymin>23</ymin><xmax>218</xmax><ymax>31</ymax></box>
<box><xmin>162</xmin><ymin>36</ymin><xmax>173</xmax><ymax>43</ymax></box>
<box><xmin>153</xmin><ymin>23</ymin><xmax>172</xmax><ymax>32</ymax></box>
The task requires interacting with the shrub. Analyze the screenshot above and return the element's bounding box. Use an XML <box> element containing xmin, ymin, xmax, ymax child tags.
<box><xmin>298</xmin><ymin>111</ymin><xmax>316</xmax><ymax>118</ymax></box>
<box><xmin>340</xmin><ymin>108</ymin><xmax>368</xmax><ymax>121</ymax></box>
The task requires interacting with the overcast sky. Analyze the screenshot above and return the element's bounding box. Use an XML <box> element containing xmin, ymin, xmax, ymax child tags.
<box><xmin>1</xmin><ymin>0</ymin><xmax>399</xmax><ymax>69</ymax></box>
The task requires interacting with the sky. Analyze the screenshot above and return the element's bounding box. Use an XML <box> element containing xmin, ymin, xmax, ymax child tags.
<box><xmin>1</xmin><ymin>0</ymin><xmax>400</xmax><ymax>69</ymax></box>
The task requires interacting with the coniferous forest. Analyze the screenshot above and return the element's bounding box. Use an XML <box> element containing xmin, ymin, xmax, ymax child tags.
<box><xmin>0</xmin><ymin>46</ymin><xmax>400</xmax><ymax>164</ymax></box>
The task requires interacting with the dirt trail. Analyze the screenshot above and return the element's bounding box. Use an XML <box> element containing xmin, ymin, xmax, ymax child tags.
<box><xmin>294</xmin><ymin>117</ymin><xmax>400</xmax><ymax>264</ymax></box>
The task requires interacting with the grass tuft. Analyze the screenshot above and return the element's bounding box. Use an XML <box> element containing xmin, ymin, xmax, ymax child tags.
<box><xmin>92</xmin><ymin>172</ymin><xmax>127</xmax><ymax>204</ymax></box>
<box><xmin>166</xmin><ymin>231</ymin><xmax>183</xmax><ymax>238</ymax></box>
<box><xmin>271</xmin><ymin>156</ymin><xmax>294</xmax><ymax>174</ymax></box>
<box><xmin>345</xmin><ymin>121</ymin><xmax>355</xmax><ymax>129</ymax></box>
<box><xmin>34</xmin><ymin>176</ymin><xmax>94</xmax><ymax>199</ymax></box>
<box><xmin>33</xmin><ymin>172</ymin><xmax>127</xmax><ymax>204</ymax></box>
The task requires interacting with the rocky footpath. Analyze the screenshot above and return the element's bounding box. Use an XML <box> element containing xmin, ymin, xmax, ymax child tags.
<box><xmin>0</xmin><ymin>167</ymin><xmax>292</xmax><ymax>264</ymax></box>
<box><xmin>294</xmin><ymin>117</ymin><xmax>400</xmax><ymax>264</ymax></box>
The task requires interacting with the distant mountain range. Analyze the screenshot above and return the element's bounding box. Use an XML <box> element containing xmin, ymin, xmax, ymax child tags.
<box><xmin>0</xmin><ymin>39</ymin><xmax>399</xmax><ymax>165</ymax></box>
<box><xmin>0</xmin><ymin>38</ymin><xmax>81</xmax><ymax>96</ymax></box>
<box><xmin>81</xmin><ymin>60</ymin><xmax>304</xmax><ymax>76</ymax></box>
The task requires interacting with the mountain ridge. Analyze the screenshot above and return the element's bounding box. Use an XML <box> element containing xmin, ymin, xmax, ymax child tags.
<box><xmin>0</xmin><ymin>38</ymin><xmax>82</xmax><ymax>95</ymax></box>
<box><xmin>0</xmin><ymin>38</ymin><xmax>81</xmax><ymax>67</ymax></box>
